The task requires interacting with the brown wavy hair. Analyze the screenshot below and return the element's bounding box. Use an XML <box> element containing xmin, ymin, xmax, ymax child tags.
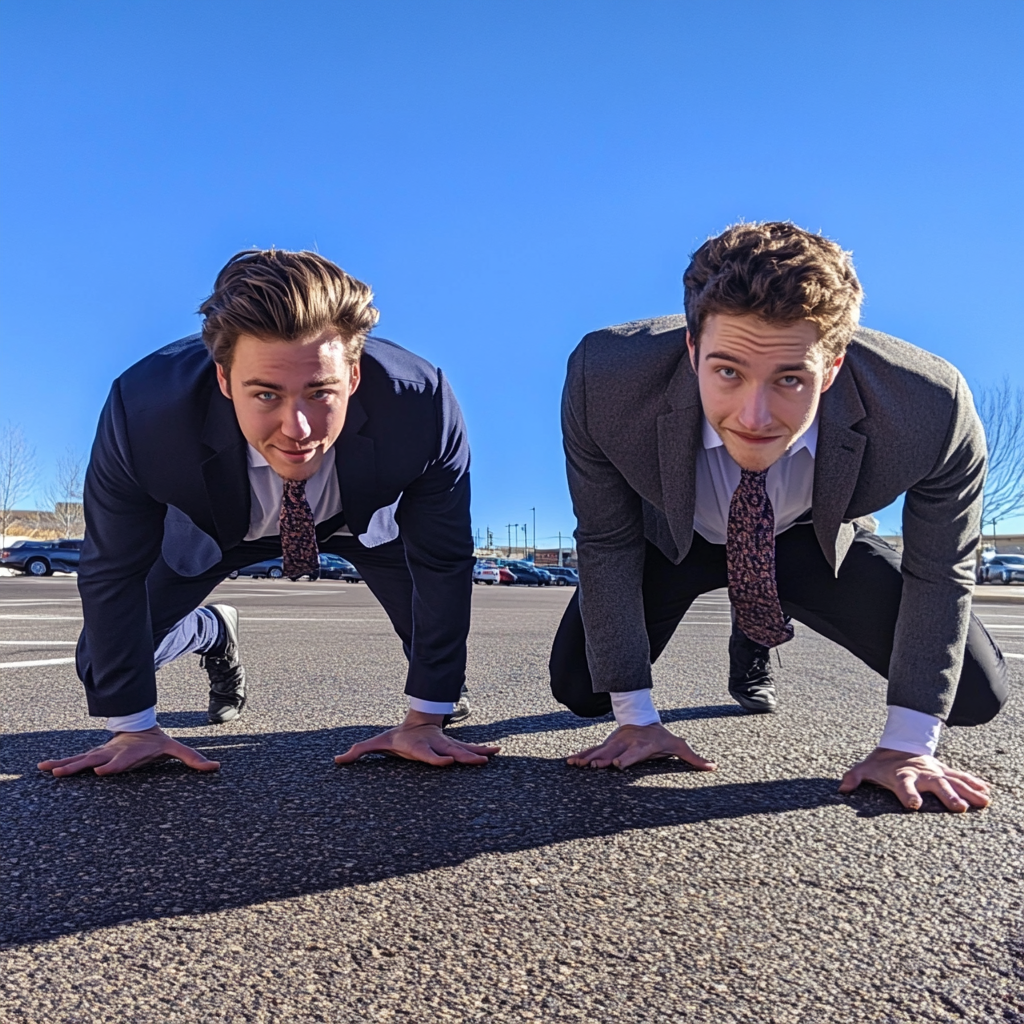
<box><xmin>199</xmin><ymin>249</ymin><xmax>379</xmax><ymax>369</ymax></box>
<box><xmin>683</xmin><ymin>222</ymin><xmax>863</xmax><ymax>364</ymax></box>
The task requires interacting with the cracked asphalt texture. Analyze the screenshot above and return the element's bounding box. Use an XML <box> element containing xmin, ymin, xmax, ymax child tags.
<box><xmin>1</xmin><ymin>573</ymin><xmax>1022</xmax><ymax>1024</ymax></box>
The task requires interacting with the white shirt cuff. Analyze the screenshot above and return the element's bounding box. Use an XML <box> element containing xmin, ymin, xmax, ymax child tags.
<box><xmin>408</xmin><ymin>697</ymin><xmax>456</xmax><ymax>715</ymax></box>
<box><xmin>877</xmin><ymin>705</ymin><xmax>943</xmax><ymax>757</ymax></box>
<box><xmin>106</xmin><ymin>706</ymin><xmax>158</xmax><ymax>733</ymax></box>
<box><xmin>610</xmin><ymin>690</ymin><xmax>662</xmax><ymax>727</ymax></box>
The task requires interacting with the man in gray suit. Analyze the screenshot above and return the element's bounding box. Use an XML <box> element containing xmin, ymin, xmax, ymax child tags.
<box><xmin>550</xmin><ymin>221</ymin><xmax>1007</xmax><ymax>812</ymax></box>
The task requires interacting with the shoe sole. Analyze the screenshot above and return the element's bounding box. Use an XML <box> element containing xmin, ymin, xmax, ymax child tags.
<box><xmin>208</xmin><ymin>705</ymin><xmax>243</xmax><ymax>724</ymax></box>
<box><xmin>728</xmin><ymin>691</ymin><xmax>776</xmax><ymax>713</ymax></box>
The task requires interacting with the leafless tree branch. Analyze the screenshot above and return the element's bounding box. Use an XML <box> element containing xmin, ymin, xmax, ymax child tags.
<box><xmin>0</xmin><ymin>424</ymin><xmax>37</xmax><ymax>548</ymax></box>
<box><xmin>976</xmin><ymin>380</ymin><xmax>1024</xmax><ymax>537</ymax></box>
<box><xmin>44</xmin><ymin>448</ymin><xmax>86</xmax><ymax>538</ymax></box>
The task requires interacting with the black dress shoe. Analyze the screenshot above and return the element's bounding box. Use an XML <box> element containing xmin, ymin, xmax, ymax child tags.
<box><xmin>442</xmin><ymin>686</ymin><xmax>471</xmax><ymax>727</ymax></box>
<box><xmin>727</xmin><ymin>628</ymin><xmax>777</xmax><ymax>714</ymax></box>
<box><xmin>201</xmin><ymin>604</ymin><xmax>246</xmax><ymax>724</ymax></box>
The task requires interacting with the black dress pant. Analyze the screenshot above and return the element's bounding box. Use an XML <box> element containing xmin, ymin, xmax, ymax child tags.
<box><xmin>549</xmin><ymin>525</ymin><xmax>1008</xmax><ymax>727</ymax></box>
<box><xmin>76</xmin><ymin>534</ymin><xmax>418</xmax><ymax>693</ymax></box>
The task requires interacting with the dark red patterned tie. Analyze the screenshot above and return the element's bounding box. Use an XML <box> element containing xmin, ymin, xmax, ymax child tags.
<box><xmin>280</xmin><ymin>479</ymin><xmax>320</xmax><ymax>580</ymax></box>
<box><xmin>726</xmin><ymin>469</ymin><xmax>794</xmax><ymax>648</ymax></box>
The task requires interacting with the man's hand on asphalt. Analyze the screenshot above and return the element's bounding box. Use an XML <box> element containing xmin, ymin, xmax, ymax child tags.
<box><xmin>37</xmin><ymin>726</ymin><xmax>221</xmax><ymax>777</ymax></box>
<box><xmin>334</xmin><ymin>710</ymin><xmax>501</xmax><ymax>767</ymax></box>
<box><xmin>838</xmin><ymin>746</ymin><xmax>991</xmax><ymax>812</ymax></box>
<box><xmin>566</xmin><ymin>723</ymin><xmax>718</xmax><ymax>771</ymax></box>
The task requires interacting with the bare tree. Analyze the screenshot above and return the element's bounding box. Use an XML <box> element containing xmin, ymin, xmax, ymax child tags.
<box><xmin>976</xmin><ymin>380</ymin><xmax>1024</xmax><ymax>542</ymax></box>
<box><xmin>45</xmin><ymin>448</ymin><xmax>86</xmax><ymax>538</ymax></box>
<box><xmin>0</xmin><ymin>424</ymin><xmax>36</xmax><ymax>548</ymax></box>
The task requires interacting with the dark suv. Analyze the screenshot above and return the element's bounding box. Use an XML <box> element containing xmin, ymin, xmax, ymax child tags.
<box><xmin>543</xmin><ymin>566</ymin><xmax>579</xmax><ymax>586</ymax></box>
<box><xmin>0</xmin><ymin>538</ymin><xmax>84</xmax><ymax>576</ymax></box>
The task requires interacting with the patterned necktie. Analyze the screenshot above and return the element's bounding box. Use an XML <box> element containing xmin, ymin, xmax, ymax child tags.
<box><xmin>279</xmin><ymin>479</ymin><xmax>320</xmax><ymax>580</ymax></box>
<box><xmin>726</xmin><ymin>468</ymin><xmax>794</xmax><ymax>648</ymax></box>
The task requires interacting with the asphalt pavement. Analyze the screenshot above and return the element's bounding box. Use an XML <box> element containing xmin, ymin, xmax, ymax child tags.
<box><xmin>1</xmin><ymin>574</ymin><xmax>1022</xmax><ymax>1024</ymax></box>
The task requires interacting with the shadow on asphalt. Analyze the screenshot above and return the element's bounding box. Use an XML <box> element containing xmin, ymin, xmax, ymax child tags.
<box><xmin>4</xmin><ymin>724</ymin><xmax>849</xmax><ymax>947</ymax></box>
<box><xmin>449</xmin><ymin>703</ymin><xmax>746</xmax><ymax>741</ymax></box>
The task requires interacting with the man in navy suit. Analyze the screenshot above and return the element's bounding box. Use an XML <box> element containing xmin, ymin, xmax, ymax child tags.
<box><xmin>39</xmin><ymin>249</ymin><xmax>499</xmax><ymax>776</ymax></box>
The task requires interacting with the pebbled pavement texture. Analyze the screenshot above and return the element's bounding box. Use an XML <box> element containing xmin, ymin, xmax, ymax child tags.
<box><xmin>1</xmin><ymin>574</ymin><xmax>1022</xmax><ymax>1023</ymax></box>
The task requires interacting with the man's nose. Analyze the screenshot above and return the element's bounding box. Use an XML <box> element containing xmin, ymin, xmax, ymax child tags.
<box><xmin>736</xmin><ymin>386</ymin><xmax>773</xmax><ymax>431</ymax></box>
<box><xmin>280</xmin><ymin>402</ymin><xmax>312</xmax><ymax>440</ymax></box>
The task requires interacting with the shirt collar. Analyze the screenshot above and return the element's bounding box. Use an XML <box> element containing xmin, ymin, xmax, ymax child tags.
<box><xmin>247</xmin><ymin>444</ymin><xmax>271</xmax><ymax>469</ymax></box>
<box><xmin>702</xmin><ymin>413</ymin><xmax>819</xmax><ymax>458</ymax></box>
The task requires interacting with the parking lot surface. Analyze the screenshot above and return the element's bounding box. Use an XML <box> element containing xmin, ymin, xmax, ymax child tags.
<box><xmin>2</xmin><ymin>574</ymin><xmax>1022</xmax><ymax>1023</ymax></box>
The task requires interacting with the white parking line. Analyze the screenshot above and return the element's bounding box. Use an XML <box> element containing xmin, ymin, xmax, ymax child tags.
<box><xmin>1004</xmin><ymin>653</ymin><xmax>1024</xmax><ymax>660</ymax></box>
<box><xmin>0</xmin><ymin>658</ymin><xmax>76</xmax><ymax>669</ymax></box>
<box><xmin>0</xmin><ymin>615</ymin><xmax>82</xmax><ymax>620</ymax></box>
<box><xmin>243</xmin><ymin>617</ymin><xmax>387</xmax><ymax>622</ymax></box>
<box><xmin>0</xmin><ymin>640</ymin><xmax>77</xmax><ymax>645</ymax></box>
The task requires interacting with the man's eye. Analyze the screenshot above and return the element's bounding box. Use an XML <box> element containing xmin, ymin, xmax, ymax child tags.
<box><xmin>717</xmin><ymin>367</ymin><xmax>738</xmax><ymax>379</ymax></box>
<box><xmin>256</xmin><ymin>392</ymin><xmax>278</xmax><ymax>401</ymax></box>
<box><xmin>310</xmin><ymin>389</ymin><xmax>334</xmax><ymax>400</ymax></box>
<box><xmin>779</xmin><ymin>376</ymin><xmax>800</xmax><ymax>387</ymax></box>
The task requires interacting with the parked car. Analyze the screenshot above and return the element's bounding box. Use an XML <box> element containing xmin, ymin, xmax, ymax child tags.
<box><xmin>497</xmin><ymin>567</ymin><xmax>517</xmax><ymax>585</ymax></box>
<box><xmin>543</xmin><ymin>566</ymin><xmax>579</xmax><ymax>586</ymax></box>
<box><xmin>473</xmin><ymin>562</ymin><xmax>501</xmax><ymax>585</ymax></box>
<box><xmin>505</xmin><ymin>563</ymin><xmax>551</xmax><ymax>587</ymax></box>
<box><xmin>318</xmin><ymin>553</ymin><xmax>362</xmax><ymax>582</ymax></box>
<box><xmin>230</xmin><ymin>557</ymin><xmax>286</xmax><ymax>579</ymax></box>
<box><xmin>505</xmin><ymin>560</ymin><xmax>554</xmax><ymax>586</ymax></box>
<box><xmin>0</xmin><ymin>538</ymin><xmax>84</xmax><ymax>576</ymax></box>
<box><xmin>978</xmin><ymin>554</ymin><xmax>1024</xmax><ymax>584</ymax></box>
<box><xmin>229</xmin><ymin>553</ymin><xmax>363</xmax><ymax>581</ymax></box>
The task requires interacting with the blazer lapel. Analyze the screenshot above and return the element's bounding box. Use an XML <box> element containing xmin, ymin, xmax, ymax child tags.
<box><xmin>813</xmin><ymin>367</ymin><xmax>868</xmax><ymax>573</ymax></box>
<box><xmin>657</xmin><ymin>358</ymin><xmax>702</xmax><ymax>560</ymax></box>
<box><xmin>200</xmin><ymin>387</ymin><xmax>251</xmax><ymax>550</ymax></box>
<box><xmin>332</xmin><ymin>393</ymin><xmax>376</xmax><ymax>537</ymax></box>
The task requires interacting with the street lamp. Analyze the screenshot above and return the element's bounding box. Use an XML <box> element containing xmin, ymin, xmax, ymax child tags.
<box><xmin>530</xmin><ymin>507</ymin><xmax>536</xmax><ymax>561</ymax></box>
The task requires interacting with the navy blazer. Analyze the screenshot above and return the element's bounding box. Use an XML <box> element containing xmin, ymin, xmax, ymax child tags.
<box><xmin>79</xmin><ymin>334</ymin><xmax>473</xmax><ymax>717</ymax></box>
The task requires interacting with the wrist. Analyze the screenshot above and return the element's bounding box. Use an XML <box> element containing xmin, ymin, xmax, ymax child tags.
<box><xmin>610</xmin><ymin>689</ymin><xmax>661</xmax><ymax>727</ymax></box>
<box><xmin>401</xmin><ymin>709</ymin><xmax>445</xmax><ymax>728</ymax></box>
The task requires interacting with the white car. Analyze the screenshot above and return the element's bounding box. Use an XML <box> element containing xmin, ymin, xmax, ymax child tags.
<box><xmin>473</xmin><ymin>562</ymin><xmax>501</xmax><ymax>585</ymax></box>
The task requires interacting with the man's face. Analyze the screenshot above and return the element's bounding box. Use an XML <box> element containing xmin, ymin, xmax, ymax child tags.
<box><xmin>216</xmin><ymin>329</ymin><xmax>361</xmax><ymax>481</ymax></box>
<box><xmin>687</xmin><ymin>314</ymin><xmax>843</xmax><ymax>472</ymax></box>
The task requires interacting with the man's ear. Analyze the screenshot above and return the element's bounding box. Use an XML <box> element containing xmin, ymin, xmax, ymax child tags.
<box><xmin>686</xmin><ymin>330</ymin><xmax>698</xmax><ymax>373</ymax></box>
<box><xmin>820</xmin><ymin>353</ymin><xmax>845</xmax><ymax>393</ymax></box>
<box><xmin>348</xmin><ymin>361</ymin><xmax>361</xmax><ymax>396</ymax></box>
<box><xmin>215</xmin><ymin>362</ymin><xmax>232</xmax><ymax>400</ymax></box>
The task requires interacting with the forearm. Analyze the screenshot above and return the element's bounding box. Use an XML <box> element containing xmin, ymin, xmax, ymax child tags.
<box><xmin>78</xmin><ymin>577</ymin><xmax>159</xmax><ymax>718</ymax></box>
<box><xmin>887</xmin><ymin>573</ymin><xmax>973</xmax><ymax>719</ymax></box>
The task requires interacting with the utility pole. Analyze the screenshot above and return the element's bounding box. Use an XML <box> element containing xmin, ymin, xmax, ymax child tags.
<box><xmin>530</xmin><ymin>507</ymin><xmax>536</xmax><ymax>560</ymax></box>
<box><xmin>506</xmin><ymin>523</ymin><xmax>513</xmax><ymax>557</ymax></box>
<box><xmin>558</xmin><ymin>531</ymin><xmax>562</xmax><ymax>567</ymax></box>
<box><xmin>523</xmin><ymin>524</ymin><xmax>528</xmax><ymax>560</ymax></box>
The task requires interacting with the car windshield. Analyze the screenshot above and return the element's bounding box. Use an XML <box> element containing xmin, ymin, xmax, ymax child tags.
<box><xmin>998</xmin><ymin>555</ymin><xmax>1024</xmax><ymax>565</ymax></box>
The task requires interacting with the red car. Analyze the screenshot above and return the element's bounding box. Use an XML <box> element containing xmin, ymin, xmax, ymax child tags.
<box><xmin>498</xmin><ymin>567</ymin><xmax>517</xmax><ymax>585</ymax></box>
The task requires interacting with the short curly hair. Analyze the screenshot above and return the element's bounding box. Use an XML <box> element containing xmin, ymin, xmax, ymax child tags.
<box><xmin>199</xmin><ymin>249</ymin><xmax>380</xmax><ymax>370</ymax></box>
<box><xmin>683</xmin><ymin>222</ymin><xmax>863</xmax><ymax>364</ymax></box>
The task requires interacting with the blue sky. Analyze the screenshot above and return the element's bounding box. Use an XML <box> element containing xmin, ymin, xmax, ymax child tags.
<box><xmin>1</xmin><ymin>0</ymin><xmax>1022</xmax><ymax>542</ymax></box>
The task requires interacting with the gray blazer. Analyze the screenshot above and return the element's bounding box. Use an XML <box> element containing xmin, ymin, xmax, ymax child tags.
<box><xmin>563</xmin><ymin>315</ymin><xmax>986</xmax><ymax>720</ymax></box>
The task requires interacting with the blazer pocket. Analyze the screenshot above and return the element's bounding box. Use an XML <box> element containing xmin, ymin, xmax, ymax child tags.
<box><xmin>162</xmin><ymin>505</ymin><xmax>224</xmax><ymax>577</ymax></box>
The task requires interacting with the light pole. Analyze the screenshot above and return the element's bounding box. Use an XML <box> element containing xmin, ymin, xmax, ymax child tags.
<box><xmin>506</xmin><ymin>523</ymin><xmax>513</xmax><ymax>557</ymax></box>
<box><xmin>530</xmin><ymin>507</ymin><xmax>536</xmax><ymax>561</ymax></box>
<box><xmin>558</xmin><ymin>531</ymin><xmax>562</xmax><ymax>567</ymax></box>
<box><xmin>523</xmin><ymin>524</ymin><xmax>528</xmax><ymax>560</ymax></box>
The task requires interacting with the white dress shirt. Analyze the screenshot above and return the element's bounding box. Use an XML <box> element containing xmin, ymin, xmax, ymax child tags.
<box><xmin>612</xmin><ymin>415</ymin><xmax>943</xmax><ymax>757</ymax></box>
<box><xmin>108</xmin><ymin>445</ymin><xmax>453</xmax><ymax>732</ymax></box>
